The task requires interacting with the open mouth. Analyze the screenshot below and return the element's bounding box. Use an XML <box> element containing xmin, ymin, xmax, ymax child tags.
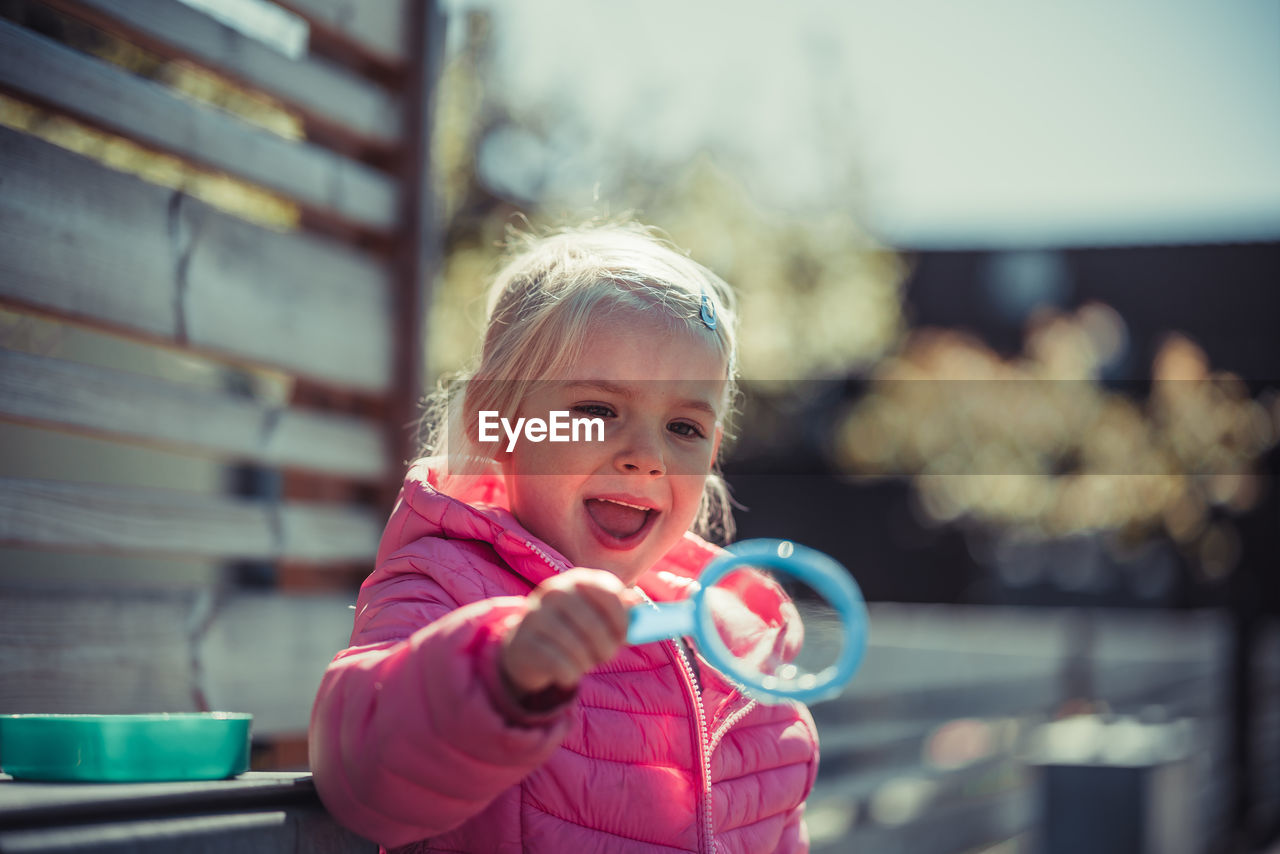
<box><xmin>584</xmin><ymin>497</ymin><xmax>656</xmax><ymax>542</ymax></box>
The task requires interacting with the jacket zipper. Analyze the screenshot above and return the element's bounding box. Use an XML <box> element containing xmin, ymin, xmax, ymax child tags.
<box><xmin>528</xmin><ymin>544</ymin><xmax>721</xmax><ymax>852</ymax></box>
<box><xmin>522</xmin><ymin>540</ymin><xmax>562</xmax><ymax>575</ymax></box>
<box><xmin>670</xmin><ymin>637</ymin><xmax>715</xmax><ymax>854</ymax></box>
<box><xmin>709</xmin><ymin>696</ymin><xmax>758</xmax><ymax>754</ymax></box>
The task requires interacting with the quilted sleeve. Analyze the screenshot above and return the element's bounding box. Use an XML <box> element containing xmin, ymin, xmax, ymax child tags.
<box><xmin>308</xmin><ymin>559</ymin><xmax>571</xmax><ymax>849</ymax></box>
<box><xmin>777</xmin><ymin>803</ymin><xmax>811</xmax><ymax>853</ymax></box>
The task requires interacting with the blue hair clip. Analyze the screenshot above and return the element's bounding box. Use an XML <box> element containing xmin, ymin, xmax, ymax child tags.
<box><xmin>700</xmin><ymin>294</ymin><xmax>717</xmax><ymax>330</ymax></box>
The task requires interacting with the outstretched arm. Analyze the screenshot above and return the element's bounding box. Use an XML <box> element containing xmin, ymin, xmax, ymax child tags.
<box><xmin>309</xmin><ymin>561</ymin><xmax>632</xmax><ymax>849</ymax></box>
<box><xmin>308</xmin><ymin>564</ymin><xmax>569</xmax><ymax>849</ymax></box>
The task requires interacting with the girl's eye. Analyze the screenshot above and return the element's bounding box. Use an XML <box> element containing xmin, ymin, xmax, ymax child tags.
<box><xmin>573</xmin><ymin>404</ymin><xmax>614</xmax><ymax>419</ymax></box>
<box><xmin>668</xmin><ymin>420</ymin><xmax>706</xmax><ymax>439</ymax></box>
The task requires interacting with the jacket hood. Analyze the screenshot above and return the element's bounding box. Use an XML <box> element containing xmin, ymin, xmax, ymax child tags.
<box><xmin>383</xmin><ymin>459</ymin><xmax>723</xmax><ymax>597</ymax></box>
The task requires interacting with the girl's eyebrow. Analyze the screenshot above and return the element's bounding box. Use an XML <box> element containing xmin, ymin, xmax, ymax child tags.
<box><xmin>564</xmin><ymin>380</ymin><xmax>718</xmax><ymax>417</ymax></box>
<box><xmin>564</xmin><ymin>379</ymin><xmax>632</xmax><ymax>398</ymax></box>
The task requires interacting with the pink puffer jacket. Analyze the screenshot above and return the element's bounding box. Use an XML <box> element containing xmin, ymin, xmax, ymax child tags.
<box><xmin>310</xmin><ymin>462</ymin><xmax>819</xmax><ymax>853</ymax></box>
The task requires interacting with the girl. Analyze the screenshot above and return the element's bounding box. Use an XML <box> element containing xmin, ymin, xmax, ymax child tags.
<box><xmin>309</xmin><ymin>223</ymin><xmax>819</xmax><ymax>853</ymax></box>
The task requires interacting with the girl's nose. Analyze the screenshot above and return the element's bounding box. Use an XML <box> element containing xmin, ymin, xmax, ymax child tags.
<box><xmin>614</xmin><ymin>430</ymin><xmax>665</xmax><ymax>476</ymax></box>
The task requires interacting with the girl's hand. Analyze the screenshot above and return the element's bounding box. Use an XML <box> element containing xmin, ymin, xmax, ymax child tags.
<box><xmin>500</xmin><ymin>568</ymin><xmax>632</xmax><ymax>697</ymax></box>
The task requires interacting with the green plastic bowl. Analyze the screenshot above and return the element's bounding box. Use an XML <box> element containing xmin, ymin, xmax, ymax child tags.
<box><xmin>0</xmin><ymin>713</ymin><xmax>252</xmax><ymax>782</ymax></box>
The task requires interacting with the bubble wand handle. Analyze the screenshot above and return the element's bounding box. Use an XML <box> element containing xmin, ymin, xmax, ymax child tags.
<box><xmin>627</xmin><ymin>598</ymin><xmax>697</xmax><ymax>645</ymax></box>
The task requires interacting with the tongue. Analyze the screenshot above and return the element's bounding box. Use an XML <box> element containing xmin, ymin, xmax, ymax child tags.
<box><xmin>585</xmin><ymin>499</ymin><xmax>649</xmax><ymax>539</ymax></box>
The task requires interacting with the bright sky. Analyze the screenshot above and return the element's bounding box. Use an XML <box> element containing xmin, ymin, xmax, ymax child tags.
<box><xmin>445</xmin><ymin>0</ymin><xmax>1280</xmax><ymax>248</ymax></box>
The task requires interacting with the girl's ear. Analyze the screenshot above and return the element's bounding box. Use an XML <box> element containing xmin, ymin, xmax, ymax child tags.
<box><xmin>710</xmin><ymin>424</ymin><xmax>723</xmax><ymax>468</ymax></box>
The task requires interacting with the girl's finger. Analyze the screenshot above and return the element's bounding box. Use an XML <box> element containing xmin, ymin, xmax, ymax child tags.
<box><xmin>571</xmin><ymin>582</ymin><xmax>632</xmax><ymax>640</ymax></box>
<box><xmin>534</xmin><ymin>636</ymin><xmax>584</xmax><ymax>690</ymax></box>
<box><xmin>552</xmin><ymin>570</ymin><xmax>631</xmax><ymax>639</ymax></box>
<box><xmin>541</xmin><ymin>592</ymin><xmax>622</xmax><ymax>664</ymax></box>
<box><xmin>503</xmin><ymin>626</ymin><xmax>583</xmax><ymax>693</ymax></box>
<box><xmin>526</xmin><ymin>614</ymin><xmax>596</xmax><ymax>675</ymax></box>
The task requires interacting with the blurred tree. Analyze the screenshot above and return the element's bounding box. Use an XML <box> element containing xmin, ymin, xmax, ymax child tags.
<box><xmin>425</xmin><ymin>11</ymin><xmax>905</xmax><ymax>388</ymax></box>
<box><xmin>428</xmin><ymin>9</ymin><xmax>1277</xmax><ymax>599</ymax></box>
<box><xmin>834</xmin><ymin>306</ymin><xmax>1276</xmax><ymax>589</ymax></box>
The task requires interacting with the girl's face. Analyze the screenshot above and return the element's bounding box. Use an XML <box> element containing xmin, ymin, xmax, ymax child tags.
<box><xmin>498</xmin><ymin>307</ymin><xmax>727</xmax><ymax>586</ymax></box>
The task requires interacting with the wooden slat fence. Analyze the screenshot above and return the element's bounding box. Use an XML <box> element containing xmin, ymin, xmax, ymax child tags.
<box><xmin>275</xmin><ymin>0</ymin><xmax>410</xmax><ymax>70</ymax></box>
<box><xmin>0</xmin><ymin>21</ymin><xmax>397</xmax><ymax>234</ymax></box>
<box><xmin>0</xmin><ymin>0</ymin><xmax>442</xmax><ymax>758</ymax></box>
<box><xmin>0</xmin><ymin>349</ymin><xmax>386</xmax><ymax>477</ymax></box>
<box><xmin>39</xmin><ymin>0</ymin><xmax>403</xmax><ymax>153</ymax></box>
<box><xmin>0</xmin><ymin>125</ymin><xmax>393</xmax><ymax>389</ymax></box>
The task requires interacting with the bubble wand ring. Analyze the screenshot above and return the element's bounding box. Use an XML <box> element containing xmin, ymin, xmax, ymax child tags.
<box><xmin>627</xmin><ymin>539</ymin><xmax>868</xmax><ymax>705</ymax></box>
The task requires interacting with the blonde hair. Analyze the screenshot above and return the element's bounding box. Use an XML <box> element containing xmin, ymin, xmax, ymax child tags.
<box><xmin>421</xmin><ymin>221</ymin><xmax>740</xmax><ymax>543</ymax></box>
